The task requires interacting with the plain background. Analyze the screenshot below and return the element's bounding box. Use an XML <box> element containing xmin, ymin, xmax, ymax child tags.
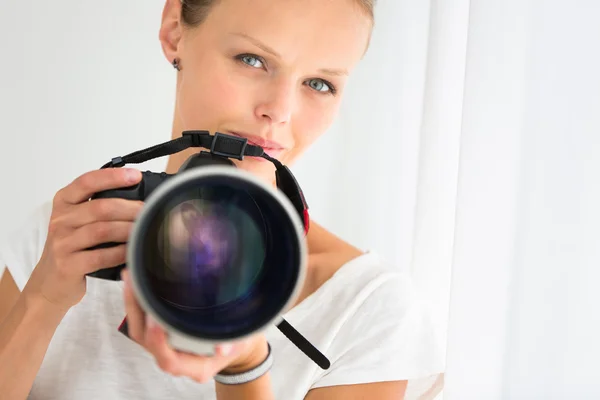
<box><xmin>444</xmin><ymin>1</ymin><xmax>600</xmax><ymax>399</ymax></box>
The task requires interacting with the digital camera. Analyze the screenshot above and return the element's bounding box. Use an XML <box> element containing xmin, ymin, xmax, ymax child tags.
<box><xmin>86</xmin><ymin>131</ymin><xmax>312</xmax><ymax>357</ymax></box>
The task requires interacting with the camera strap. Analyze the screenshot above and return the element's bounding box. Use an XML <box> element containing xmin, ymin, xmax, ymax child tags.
<box><xmin>103</xmin><ymin>130</ymin><xmax>310</xmax><ymax>234</ymax></box>
<box><xmin>103</xmin><ymin>130</ymin><xmax>329</xmax><ymax>370</ymax></box>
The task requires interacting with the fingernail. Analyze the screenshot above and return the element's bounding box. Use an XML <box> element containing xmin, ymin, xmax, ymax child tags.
<box><xmin>125</xmin><ymin>169</ymin><xmax>141</xmax><ymax>183</ymax></box>
<box><xmin>219</xmin><ymin>343</ymin><xmax>233</xmax><ymax>356</ymax></box>
<box><xmin>146</xmin><ymin>315</ymin><xmax>157</xmax><ymax>330</ymax></box>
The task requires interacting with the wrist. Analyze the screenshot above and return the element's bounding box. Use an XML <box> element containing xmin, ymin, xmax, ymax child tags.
<box><xmin>21</xmin><ymin>288</ymin><xmax>69</xmax><ymax>324</ymax></box>
<box><xmin>220</xmin><ymin>337</ymin><xmax>269</xmax><ymax>375</ymax></box>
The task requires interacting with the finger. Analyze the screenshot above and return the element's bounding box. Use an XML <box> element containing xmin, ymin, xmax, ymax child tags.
<box><xmin>63</xmin><ymin>221</ymin><xmax>133</xmax><ymax>253</ymax></box>
<box><xmin>145</xmin><ymin>334</ymin><xmax>235</xmax><ymax>383</ymax></box>
<box><xmin>143</xmin><ymin>316</ymin><xmax>240</xmax><ymax>381</ymax></box>
<box><xmin>215</xmin><ymin>342</ymin><xmax>237</xmax><ymax>357</ymax></box>
<box><xmin>58</xmin><ymin>168</ymin><xmax>142</xmax><ymax>205</ymax></box>
<box><xmin>71</xmin><ymin>244</ymin><xmax>127</xmax><ymax>275</ymax></box>
<box><xmin>54</xmin><ymin>198</ymin><xmax>144</xmax><ymax>230</ymax></box>
<box><xmin>144</xmin><ymin>316</ymin><xmax>186</xmax><ymax>376</ymax></box>
<box><xmin>171</xmin><ymin>343</ymin><xmax>246</xmax><ymax>383</ymax></box>
<box><xmin>122</xmin><ymin>270</ymin><xmax>146</xmax><ymax>343</ymax></box>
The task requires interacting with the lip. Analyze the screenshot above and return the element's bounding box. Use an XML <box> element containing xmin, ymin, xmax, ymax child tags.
<box><xmin>225</xmin><ymin>131</ymin><xmax>286</xmax><ymax>159</ymax></box>
<box><xmin>225</xmin><ymin>131</ymin><xmax>285</xmax><ymax>151</ymax></box>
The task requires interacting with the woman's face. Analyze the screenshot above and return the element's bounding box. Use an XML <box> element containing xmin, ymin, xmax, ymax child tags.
<box><xmin>160</xmin><ymin>0</ymin><xmax>373</xmax><ymax>182</ymax></box>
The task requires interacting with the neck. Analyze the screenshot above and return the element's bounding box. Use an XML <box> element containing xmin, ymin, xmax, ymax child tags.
<box><xmin>164</xmin><ymin>148</ymin><xmax>200</xmax><ymax>174</ymax></box>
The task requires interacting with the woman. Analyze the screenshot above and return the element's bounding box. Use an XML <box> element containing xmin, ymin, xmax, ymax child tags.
<box><xmin>0</xmin><ymin>0</ymin><xmax>444</xmax><ymax>399</ymax></box>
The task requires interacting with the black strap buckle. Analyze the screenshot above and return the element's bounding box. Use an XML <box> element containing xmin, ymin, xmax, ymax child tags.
<box><xmin>182</xmin><ymin>130</ymin><xmax>211</xmax><ymax>147</ymax></box>
<box><xmin>110</xmin><ymin>157</ymin><xmax>126</xmax><ymax>168</ymax></box>
<box><xmin>210</xmin><ymin>132</ymin><xmax>248</xmax><ymax>160</ymax></box>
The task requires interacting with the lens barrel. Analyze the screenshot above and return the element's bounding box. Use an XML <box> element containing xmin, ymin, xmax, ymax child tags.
<box><xmin>127</xmin><ymin>166</ymin><xmax>307</xmax><ymax>350</ymax></box>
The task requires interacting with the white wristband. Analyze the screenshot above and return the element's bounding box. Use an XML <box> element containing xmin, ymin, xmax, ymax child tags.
<box><xmin>214</xmin><ymin>343</ymin><xmax>273</xmax><ymax>385</ymax></box>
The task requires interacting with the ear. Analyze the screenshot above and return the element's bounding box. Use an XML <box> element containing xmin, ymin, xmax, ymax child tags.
<box><xmin>159</xmin><ymin>0</ymin><xmax>184</xmax><ymax>65</ymax></box>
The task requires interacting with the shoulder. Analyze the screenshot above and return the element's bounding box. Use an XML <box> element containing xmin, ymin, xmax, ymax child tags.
<box><xmin>303</xmin><ymin>251</ymin><xmax>445</xmax><ymax>393</ymax></box>
<box><xmin>315</xmin><ymin>251</ymin><xmax>432</xmax><ymax>339</ymax></box>
<box><xmin>0</xmin><ymin>200</ymin><xmax>52</xmax><ymax>290</ymax></box>
<box><xmin>306</xmin><ymin>224</ymin><xmax>429</xmax><ymax>330</ymax></box>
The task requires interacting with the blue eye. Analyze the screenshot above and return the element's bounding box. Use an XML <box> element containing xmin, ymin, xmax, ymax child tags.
<box><xmin>306</xmin><ymin>78</ymin><xmax>336</xmax><ymax>95</ymax></box>
<box><xmin>238</xmin><ymin>54</ymin><xmax>264</xmax><ymax>69</ymax></box>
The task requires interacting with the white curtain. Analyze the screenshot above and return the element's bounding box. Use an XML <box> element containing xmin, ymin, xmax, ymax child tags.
<box><xmin>444</xmin><ymin>0</ymin><xmax>600</xmax><ymax>399</ymax></box>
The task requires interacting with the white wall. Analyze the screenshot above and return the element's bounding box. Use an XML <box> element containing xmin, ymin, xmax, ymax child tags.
<box><xmin>444</xmin><ymin>0</ymin><xmax>600</xmax><ymax>398</ymax></box>
<box><xmin>0</xmin><ymin>1</ymin><xmax>174</xmax><ymax>241</ymax></box>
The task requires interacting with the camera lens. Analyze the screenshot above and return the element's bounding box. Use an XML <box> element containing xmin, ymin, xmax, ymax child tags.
<box><xmin>128</xmin><ymin>167</ymin><xmax>304</xmax><ymax>340</ymax></box>
<box><xmin>151</xmin><ymin>194</ymin><xmax>266</xmax><ymax>310</ymax></box>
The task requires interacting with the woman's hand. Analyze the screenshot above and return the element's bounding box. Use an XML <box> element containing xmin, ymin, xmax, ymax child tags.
<box><xmin>121</xmin><ymin>269</ymin><xmax>269</xmax><ymax>383</ymax></box>
<box><xmin>24</xmin><ymin>168</ymin><xmax>144</xmax><ymax>313</ymax></box>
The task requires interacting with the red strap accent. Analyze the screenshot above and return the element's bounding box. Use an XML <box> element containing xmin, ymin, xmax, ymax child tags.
<box><xmin>118</xmin><ymin>317</ymin><xmax>129</xmax><ymax>337</ymax></box>
<box><xmin>303</xmin><ymin>209</ymin><xmax>310</xmax><ymax>235</ymax></box>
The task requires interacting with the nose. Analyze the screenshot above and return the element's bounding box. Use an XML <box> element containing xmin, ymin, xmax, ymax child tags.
<box><xmin>254</xmin><ymin>78</ymin><xmax>295</xmax><ymax>125</ymax></box>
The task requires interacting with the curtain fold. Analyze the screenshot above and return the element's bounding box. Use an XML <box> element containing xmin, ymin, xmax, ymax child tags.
<box><xmin>444</xmin><ymin>0</ymin><xmax>600</xmax><ymax>399</ymax></box>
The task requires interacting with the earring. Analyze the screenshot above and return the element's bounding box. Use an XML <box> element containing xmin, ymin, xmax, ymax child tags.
<box><xmin>172</xmin><ymin>58</ymin><xmax>181</xmax><ymax>71</ymax></box>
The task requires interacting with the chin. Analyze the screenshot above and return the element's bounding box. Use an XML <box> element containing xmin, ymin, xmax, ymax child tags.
<box><xmin>231</xmin><ymin>158</ymin><xmax>278</xmax><ymax>185</ymax></box>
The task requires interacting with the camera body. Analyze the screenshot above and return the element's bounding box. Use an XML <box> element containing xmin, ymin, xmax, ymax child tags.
<box><xmin>87</xmin><ymin>151</ymin><xmax>234</xmax><ymax>281</ymax></box>
<box><xmin>86</xmin><ymin>145</ymin><xmax>307</xmax><ymax>355</ymax></box>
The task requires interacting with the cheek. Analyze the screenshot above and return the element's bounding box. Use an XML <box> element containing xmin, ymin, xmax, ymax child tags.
<box><xmin>292</xmin><ymin>99</ymin><xmax>339</xmax><ymax>149</ymax></box>
<box><xmin>178</xmin><ymin>60</ymin><xmax>248</xmax><ymax>129</ymax></box>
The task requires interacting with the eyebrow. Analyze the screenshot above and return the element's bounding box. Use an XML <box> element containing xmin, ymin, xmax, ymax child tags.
<box><xmin>229</xmin><ymin>32</ymin><xmax>349</xmax><ymax>77</ymax></box>
<box><xmin>318</xmin><ymin>67</ymin><xmax>348</xmax><ymax>77</ymax></box>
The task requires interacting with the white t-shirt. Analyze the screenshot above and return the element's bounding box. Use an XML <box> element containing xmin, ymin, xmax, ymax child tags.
<box><xmin>0</xmin><ymin>201</ymin><xmax>445</xmax><ymax>400</ymax></box>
